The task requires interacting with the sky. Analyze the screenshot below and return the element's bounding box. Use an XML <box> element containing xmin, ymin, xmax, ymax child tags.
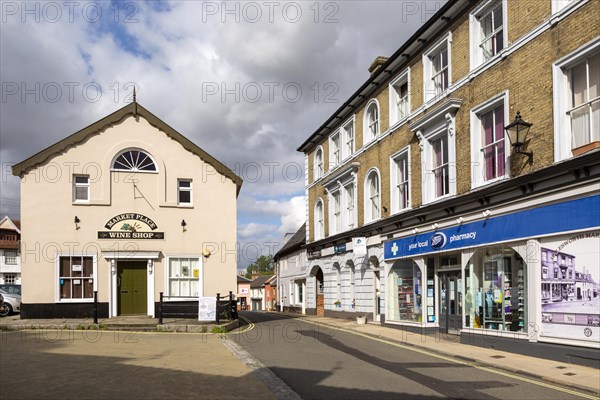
<box><xmin>0</xmin><ymin>0</ymin><xmax>443</xmax><ymax>270</ymax></box>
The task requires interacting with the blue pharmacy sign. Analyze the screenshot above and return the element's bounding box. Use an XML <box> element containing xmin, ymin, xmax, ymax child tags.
<box><xmin>384</xmin><ymin>195</ymin><xmax>600</xmax><ymax>260</ymax></box>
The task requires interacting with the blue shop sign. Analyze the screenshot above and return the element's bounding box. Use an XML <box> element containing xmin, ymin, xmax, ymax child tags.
<box><xmin>334</xmin><ymin>243</ymin><xmax>347</xmax><ymax>254</ymax></box>
<box><xmin>384</xmin><ymin>195</ymin><xmax>600</xmax><ymax>260</ymax></box>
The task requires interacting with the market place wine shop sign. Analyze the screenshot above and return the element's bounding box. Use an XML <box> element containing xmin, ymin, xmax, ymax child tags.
<box><xmin>98</xmin><ymin>213</ymin><xmax>165</xmax><ymax>240</ymax></box>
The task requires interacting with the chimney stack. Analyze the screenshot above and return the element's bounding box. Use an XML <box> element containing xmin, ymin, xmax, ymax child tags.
<box><xmin>368</xmin><ymin>56</ymin><xmax>389</xmax><ymax>75</ymax></box>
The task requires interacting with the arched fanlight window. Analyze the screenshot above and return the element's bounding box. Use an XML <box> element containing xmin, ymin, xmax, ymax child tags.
<box><xmin>112</xmin><ymin>149</ymin><xmax>157</xmax><ymax>172</ymax></box>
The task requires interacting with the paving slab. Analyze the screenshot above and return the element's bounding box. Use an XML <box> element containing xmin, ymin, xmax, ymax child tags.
<box><xmin>0</xmin><ymin>327</ymin><xmax>276</xmax><ymax>400</ymax></box>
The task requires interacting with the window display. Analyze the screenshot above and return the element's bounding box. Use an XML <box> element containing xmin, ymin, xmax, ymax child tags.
<box><xmin>465</xmin><ymin>246</ymin><xmax>526</xmax><ymax>332</ymax></box>
<box><xmin>389</xmin><ymin>260</ymin><xmax>422</xmax><ymax>322</ymax></box>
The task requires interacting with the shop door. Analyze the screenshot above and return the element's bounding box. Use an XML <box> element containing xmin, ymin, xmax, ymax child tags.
<box><xmin>315</xmin><ymin>268</ymin><xmax>324</xmax><ymax>317</ymax></box>
<box><xmin>117</xmin><ymin>261</ymin><xmax>147</xmax><ymax>315</ymax></box>
<box><xmin>439</xmin><ymin>271</ymin><xmax>462</xmax><ymax>334</ymax></box>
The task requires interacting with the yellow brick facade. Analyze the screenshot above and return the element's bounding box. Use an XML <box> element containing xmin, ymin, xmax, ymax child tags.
<box><xmin>305</xmin><ymin>0</ymin><xmax>600</xmax><ymax>243</ymax></box>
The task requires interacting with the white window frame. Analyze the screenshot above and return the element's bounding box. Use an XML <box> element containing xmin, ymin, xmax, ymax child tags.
<box><xmin>177</xmin><ymin>179</ymin><xmax>193</xmax><ymax>206</ymax></box>
<box><xmin>344</xmin><ymin>182</ymin><xmax>356</xmax><ymax>230</ymax></box>
<box><xmin>469</xmin><ymin>0</ymin><xmax>508</xmax><ymax>70</ymax></box>
<box><xmin>363</xmin><ymin>99</ymin><xmax>380</xmax><ymax>144</ymax></box>
<box><xmin>551</xmin><ymin>0</ymin><xmax>577</xmax><ymax>13</ymax></box>
<box><xmin>342</xmin><ymin>117</ymin><xmax>355</xmax><ymax>160</ymax></box>
<box><xmin>470</xmin><ymin>91</ymin><xmax>510</xmax><ymax>188</ymax></box>
<box><xmin>111</xmin><ymin>148</ymin><xmax>158</xmax><ymax>173</ymax></box>
<box><xmin>314</xmin><ymin>146</ymin><xmax>324</xmax><ymax>181</ymax></box>
<box><xmin>553</xmin><ymin>38</ymin><xmax>600</xmax><ymax>162</ymax></box>
<box><xmin>4</xmin><ymin>250</ymin><xmax>18</xmax><ymax>265</ymax></box>
<box><xmin>73</xmin><ymin>175</ymin><xmax>90</xmax><ymax>203</ymax></box>
<box><xmin>413</xmin><ymin>103</ymin><xmax>459</xmax><ymax>205</ymax></box>
<box><xmin>364</xmin><ymin>168</ymin><xmax>381</xmax><ymax>224</ymax></box>
<box><xmin>390</xmin><ymin>147</ymin><xmax>411</xmax><ymax>215</ymax></box>
<box><xmin>423</xmin><ymin>32</ymin><xmax>452</xmax><ymax>104</ymax></box>
<box><xmin>329</xmin><ymin>189</ymin><xmax>342</xmax><ymax>235</ymax></box>
<box><xmin>349</xmin><ymin>263</ymin><xmax>356</xmax><ymax>307</ymax></box>
<box><xmin>165</xmin><ymin>256</ymin><xmax>202</xmax><ymax>299</ymax></box>
<box><xmin>314</xmin><ymin>198</ymin><xmax>325</xmax><ymax>240</ymax></box>
<box><xmin>55</xmin><ymin>254</ymin><xmax>98</xmax><ymax>303</ymax></box>
<box><xmin>329</xmin><ymin>131</ymin><xmax>341</xmax><ymax>169</ymax></box>
<box><xmin>389</xmin><ymin>68</ymin><xmax>411</xmax><ymax>127</ymax></box>
<box><xmin>295</xmin><ymin>280</ymin><xmax>303</xmax><ymax>304</ymax></box>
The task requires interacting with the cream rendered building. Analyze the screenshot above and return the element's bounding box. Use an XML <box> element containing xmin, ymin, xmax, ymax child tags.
<box><xmin>12</xmin><ymin>101</ymin><xmax>242</xmax><ymax>318</ymax></box>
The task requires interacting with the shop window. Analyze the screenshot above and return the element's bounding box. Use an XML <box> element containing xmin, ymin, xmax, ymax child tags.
<box><xmin>465</xmin><ymin>247</ymin><xmax>526</xmax><ymax>332</ymax></box>
<box><xmin>168</xmin><ymin>258</ymin><xmax>200</xmax><ymax>297</ymax></box>
<box><xmin>178</xmin><ymin>179</ymin><xmax>193</xmax><ymax>205</ymax></box>
<box><xmin>58</xmin><ymin>256</ymin><xmax>95</xmax><ymax>301</ymax></box>
<box><xmin>112</xmin><ymin>149</ymin><xmax>157</xmax><ymax>172</ymax></box>
<box><xmin>4</xmin><ymin>250</ymin><xmax>17</xmax><ymax>265</ymax></box>
<box><xmin>389</xmin><ymin>259</ymin><xmax>422</xmax><ymax>322</ymax></box>
<box><xmin>73</xmin><ymin>175</ymin><xmax>90</xmax><ymax>202</ymax></box>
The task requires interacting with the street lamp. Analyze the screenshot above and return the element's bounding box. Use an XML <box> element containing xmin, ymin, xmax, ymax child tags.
<box><xmin>505</xmin><ymin>111</ymin><xmax>533</xmax><ymax>164</ymax></box>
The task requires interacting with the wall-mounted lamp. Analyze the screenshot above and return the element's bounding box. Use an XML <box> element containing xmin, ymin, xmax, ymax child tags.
<box><xmin>482</xmin><ymin>210</ymin><xmax>491</xmax><ymax>218</ymax></box>
<box><xmin>456</xmin><ymin>217</ymin><xmax>464</xmax><ymax>225</ymax></box>
<box><xmin>505</xmin><ymin>111</ymin><xmax>533</xmax><ymax>164</ymax></box>
<box><xmin>412</xmin><ymin>227</ymin><xmax>420</xmax><ymax>234</ymax></box>
<box><xmin>202</xmin><ymin>248</ymin><xmax>212</xmax><ymax>259</ymax></box>
<box><xmin>181</xmin><ymin>219</ymin><xmax>187</xmax><ymax>232</ymax></box>
<box><xmin>431</xmin><ymin>223</ymin><xmax>439</xmax><ymax>230</ymax></box>
<box><xmin>74</xmin><ymin>216</ymin><xmax>81</xmax><ymax>230</ymax></box>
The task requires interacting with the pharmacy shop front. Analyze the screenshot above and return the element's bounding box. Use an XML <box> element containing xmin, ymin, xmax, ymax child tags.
<box><xmin>383</xmin><ymin>195</ymin><xmax>599</xmax><ymax>366</ymax></box>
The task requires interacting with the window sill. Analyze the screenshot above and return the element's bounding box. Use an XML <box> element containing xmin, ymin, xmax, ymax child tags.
<box><xmin>56</xmin><ymin>299</ymin><xmax>94</xmax><ymax>303</ymax></box>
<box><xmin>572</xmin><ymin>141</ymin><xmax>600</xmax><ymax>157</ymax></box>
<box><xmin>177</xmin><ymin>204</ymin><xmax>194</xmax><ymax>208</ymax></box>
<box><xmin>72</xmin><ymin>201</ymin><xmax>91</xmax><ymax>206</ymax></box>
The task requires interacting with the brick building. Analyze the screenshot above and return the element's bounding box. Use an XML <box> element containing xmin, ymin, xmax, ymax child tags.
<box><xmin>297</xmin><ymin>0</ymin><xmax>599</xmax><ymax>365</ymax></box>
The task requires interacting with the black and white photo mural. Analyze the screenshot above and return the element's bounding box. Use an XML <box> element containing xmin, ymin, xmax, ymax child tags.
<box><xmin>540</xmin><ymin>231</ymin><xmax>600</xmax><ymax>343</ymax></box>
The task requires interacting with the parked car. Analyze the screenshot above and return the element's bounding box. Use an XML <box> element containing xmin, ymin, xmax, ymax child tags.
<box><xmin>0</xmin><ymin>284</ymin><xmax>21</xmax><ymax>295</ymax></box>
<box><xmin>0</xmin><ymin>289</ymin><xmax>21</xmax><ymax>316</ymax></box>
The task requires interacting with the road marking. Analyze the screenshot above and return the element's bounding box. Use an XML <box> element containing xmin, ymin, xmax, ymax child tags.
<box><xmin>270</xmin><ymin>316</ymin><xmax>599</xmax><ymax>400</ymax></box>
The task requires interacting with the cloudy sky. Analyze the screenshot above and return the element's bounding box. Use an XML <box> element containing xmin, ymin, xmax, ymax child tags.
<box><xmin>0</xmin><ymin>0</ymin><xmax>442</xmax><ymax>269</ymax></box>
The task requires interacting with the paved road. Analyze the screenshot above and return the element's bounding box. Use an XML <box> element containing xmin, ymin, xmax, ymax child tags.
<box><xmin>233</xmin><ymin>312</ymin><xmax>592</xmax><ymax>400</ymax></box>
<box><xmin>0</xmin><ymin>329</ymin><xmax>275</xmax><ymax>400</ymax></box>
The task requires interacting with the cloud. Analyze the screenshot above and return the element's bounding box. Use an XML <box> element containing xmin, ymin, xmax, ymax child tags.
<box><xmin>0</xmin><ymin>0</ymin><xmax>443</xmax><ymax>259</ymax></box>
<box><xmin>237</xmin><ymin>222</ymin><xmax>278</xmax><ymax>239</ymax></box>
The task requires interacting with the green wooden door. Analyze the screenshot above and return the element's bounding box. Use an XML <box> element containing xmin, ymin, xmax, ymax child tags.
<box><xmin>118</xmin><ymin>261</ymin><xmax>147</xmax><ymax>315</ymax></box>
